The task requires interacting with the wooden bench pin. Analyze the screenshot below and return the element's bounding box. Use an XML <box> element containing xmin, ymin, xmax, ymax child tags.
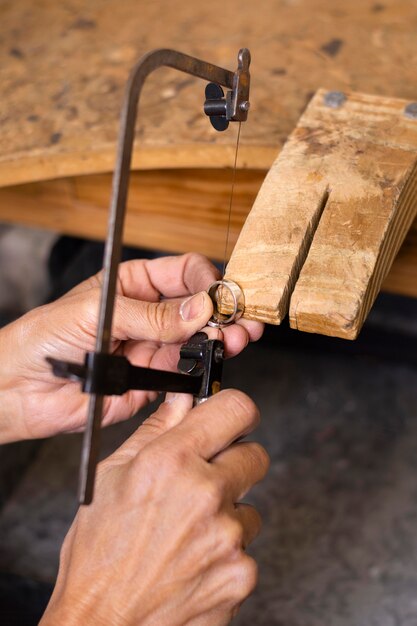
<box><xmin>225</xmin><ymin>89</ymin><xmax>417</xmax><ymax>339</ymax></box>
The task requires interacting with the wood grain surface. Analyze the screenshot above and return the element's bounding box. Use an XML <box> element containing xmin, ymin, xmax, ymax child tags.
<box><xmin>2</xmin><ymin>0</ymin><xmax>417</xmax><ymax>186</ymax></box>
<box><xmin>0</xmin><ymin>169</ymin><xmax>263</xmax><ymax>260</ymax></box>
<box><xmin>226</xmin><ymin>90</ymin><xmax>417</xmax><ymax>338</ymax></box>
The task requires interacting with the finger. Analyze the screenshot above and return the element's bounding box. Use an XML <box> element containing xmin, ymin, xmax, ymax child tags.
<box><xmin>112</xmin><ymin>290</ymin><xmax>214</xmax><ymax>343</ymax></box>
<box><xmin>118</xmin><ymin>339</ymin><xmax>176</xmax><ymax>371</ymax></box>
<box><xmin>100</xmin><ymin>389</ymin><xmax>154</xmax><ymax>428</ymax></box>
<box><xmin>107</xmin><ymin>393</ymin><xmax>194</xmax><ymax>463</ymax></box>
<box><xmin>234</xmin><ymin>503</ymin><xmax>263</xmax><ymax>548</ymax></box>
<box><xmin>117</xmin><ymin>254</ymin><xmax>220</xmax><ymax>300</ymax></box>
<box><xmin>121</xmin><ymin>324</ymin><xmax>247</xmax><ymax>376</ymax></box>
<box><xmin>236</xmin><ymin>319</ymin><xmax>265</xmax><ymax>342</ymax></box>
<box><xmin>200</xmin><ymin>321</ymin><xmax>263</xmax><ymax>359</ymax></box>
<box><xmin>135</xmin><ymin>393</ymin><xmax>193</xmax><ymax>446</ymax></box>
<box><xmin>211</xmin><ymin>442</ymin><xmax>270</xmax><ymax>501</ymax></box>
<box><xmin>164</xmin><ymin>391</ymin><xmax>194</xmax><ymax>409</ymax></box>
<box><xmin>217</xmin><ymin>323</ymin><xmax>249</xmax><ymax>358</ymax></box>
<box><xmin>67</xmin><ymin>254</ymin><xmax>220</xmax><ymax>301</ymax></box>
<box><xmin>156</xmin><ymin>389</ymin><xmax>260</xmax><ymax>461</ymax></box>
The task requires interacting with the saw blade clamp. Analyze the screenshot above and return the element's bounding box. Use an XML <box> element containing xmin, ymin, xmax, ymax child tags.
<box><xmin>207</xmin><ymin>279</ymin><xmax>245</xmax><ymax>327</ymax></box>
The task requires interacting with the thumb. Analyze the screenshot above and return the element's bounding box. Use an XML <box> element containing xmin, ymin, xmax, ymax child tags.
<box><xmin>113</xmin><ymin>291</ymin><xmax>214</xmax><ymax>343</ymax></box>
<box><xmin>106</xmin><ymin>393</ymin><xmax>193</xmax><ymax>464</ymax></box>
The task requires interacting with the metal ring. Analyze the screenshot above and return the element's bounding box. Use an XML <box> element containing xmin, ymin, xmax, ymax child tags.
<box><xmin>207</xmin><ymin>279</ymin><xmax>245</xmax><ymax>328</ymax></box>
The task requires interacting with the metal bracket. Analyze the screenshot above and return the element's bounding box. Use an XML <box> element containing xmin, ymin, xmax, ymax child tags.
<box><xmin>178</xmin><ymin>332</ymin><xmax>224</xmax><ymax>401</ymax></box>
<box><xmin>203</xmin><ymin>49</ymin><xmax>251</xmax><ymax>131</ymax></box>
<box><xmin>47</xmin><ymin>332</ymin><xmax>222</xmax><ymax>400</ymax></box>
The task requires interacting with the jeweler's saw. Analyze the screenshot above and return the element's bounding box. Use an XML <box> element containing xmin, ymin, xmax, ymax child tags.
<box><xmin>47</xmin><ymin>48</ymin><xmax>251</xmax><ymax>504</ymax></box>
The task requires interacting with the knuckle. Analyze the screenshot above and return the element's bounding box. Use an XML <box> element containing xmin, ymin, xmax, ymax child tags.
<box><xmin>85</xmin><ymin>272</ymin><xmax>102</xmax><ymax>290</ymax></box>
<box><xmin>140</xmin><ymin>441</ymin><xmax>193</xmax><ymax>478</ymax></box>
<box><xmin>144</xmin><ymin>301</ymin><xmax>176</xmax><ymax>338</ymax></box>
<box><xmin>153</xmin><ymin>409</ymin><xmax>178</xmax><ymax>432</ymax></box>
<box><xmin>245</xmin><ymin>442</ymin><xmax>271</xmax><ymax>475</ymax></box>
<box><xmin>80</xmin><ymin>287</ymin><xmax>99</xmax><ymax>316</ymax></box>
<box><xmin>76</xmin><ymin>289</ymin><xmax>100</xmax><ymax>333</ymax></box>
<box><xmin>137</xmin><ymin>418</ymin><xmax>166</xmax><ymax>441</ymax></box>
<box><xmin>183</xmin><ymin>251</ymin><xmax>208</xmax><ymax>269</ymax></box>
<box><xmin>170</xmin><ymin>444</ymin><xmax>194</xmax><ymax>472</ymax></box>
<box><xmin>182</xmin><ymin>251</ymin><xmax>200</xmax><ymax>264</ymax></box>
<box><xmin>140</xmin><ymin>404</ymin><xmax>177</xmax><ymax>437</ymax></box>
<box><xmin>183</xmin><ymin>252</ymin><xmax>219</xmax><ymax>289</ymax></box>
<box><xmin>136</xmin><ymin>445</ymin><xmax>168</xmax><ymax>476</ymax></box>
<box><xmin>219</xmin><ymin>389</ymin><xmax>260</xmax><ymax>431</ymax></box>
<box><xmin>198</xmin><ymin>479</ymin><xmax>223</xmax><ymax>515</ymax></box>
<box><xmin>222</xmin><ymin>556</ymin><xmax>259</xmax><ymax>606</ymax></box>
<box><xmin>222</xmin><ymin>518</ymin><xmax>244</xmax><ymax>553</ymax></box>
<box><xmin>237</xmin><ymin>555</ymin><xmax>259</xmax><ymax>598</ymax></box>
<box><xmin>135</xmin><ymin>446</ymin><xmax>160</xmax><ymax>473</ymax></box>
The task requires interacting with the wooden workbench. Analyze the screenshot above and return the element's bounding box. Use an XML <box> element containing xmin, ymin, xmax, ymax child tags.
<box><xmin>0</xmin><ymin>0</ymin><xmax>416</xmax><ymax>298</ymax></box>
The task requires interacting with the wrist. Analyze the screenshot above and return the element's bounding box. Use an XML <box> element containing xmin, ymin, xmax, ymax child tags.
<box><xmin>41</xmin><ymin>595</ymin><xmax>97</xmax><ymax>626</ymax></box>
<box><xmin>41</xmin><ymin>581</ymin><xmax>127</xmax><ymax>626</ymax></box>
<box><xmin>0</xmin><ymin>324</ymin><xmax>25</xmax><ymax>443</ymax></box>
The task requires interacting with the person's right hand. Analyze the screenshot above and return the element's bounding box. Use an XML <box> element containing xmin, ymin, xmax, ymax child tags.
<box><xmin>41</xmin><ymin>389</ymin><xmax>269</xmax><ymax>626</ymax></box>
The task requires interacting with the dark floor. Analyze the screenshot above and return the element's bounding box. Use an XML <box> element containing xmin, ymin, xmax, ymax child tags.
<box><xmin>1</xmin><ymin>226</ymin><xmax>417</xmax><ymax>626</ymax></box>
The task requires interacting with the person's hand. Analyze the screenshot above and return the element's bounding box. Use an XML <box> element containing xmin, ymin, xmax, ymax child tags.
<box><xmin>0</xmin><ymin>253</ymin><xmax>263</xmax><ymax>442</ymax></box>
<box><xmin>40</xmin><ymin>389</ymin><xmax>269</xmax><ymax>626</ymax></box>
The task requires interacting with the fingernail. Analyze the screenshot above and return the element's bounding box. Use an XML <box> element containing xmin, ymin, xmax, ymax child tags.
<box><xmin>165</xmin><ymin>393</ymin><xmax>192</xmax><ymax>408</ymax></box>
<box><xmin>180</xmin><ymin>292</ymin><xmax>205</xmax><ymax>321</ymax></box>
<box><xmin>165</xmin><ymin>393</ymin><xmax>179</xmax><ymax>404</ymax></box>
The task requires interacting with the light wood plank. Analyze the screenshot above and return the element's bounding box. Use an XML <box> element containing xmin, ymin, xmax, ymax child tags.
<box><xmin>0</xmin><ymin>170</ymin><xmax>264</xmax><ymax>261</ymax></box>
<box><xmin>226</xmin><ymin>90</ymin><xmax>417</xmax><ymax>338</ymax></box>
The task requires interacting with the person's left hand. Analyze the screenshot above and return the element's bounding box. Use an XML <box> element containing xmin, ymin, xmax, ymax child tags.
<box><xmin>0</xmin><ymin>253</ymin><xmax>263</xmax><ymax>443</ymax></box>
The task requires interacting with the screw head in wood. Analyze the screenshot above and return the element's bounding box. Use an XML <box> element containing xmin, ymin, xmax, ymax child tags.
<box><xmin>323</xmin><ymin>91</ymin><xmax>347</xmax><ymax>108</ymax></box>
<box><xmin>404</xmin><ymin>102</ymin><xmax>417</xmax><ymax>120</ymax></box>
